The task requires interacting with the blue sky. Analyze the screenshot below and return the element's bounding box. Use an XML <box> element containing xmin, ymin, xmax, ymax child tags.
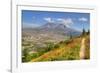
<box><xmin>22</xmin><ymin>10</ymin><xmax>90</xmax><ymax>31</ymax></box>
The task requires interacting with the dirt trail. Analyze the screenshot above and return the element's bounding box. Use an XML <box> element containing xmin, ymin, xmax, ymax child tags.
<box><xmin>79</xmin><ymin>38</ymin><xmax>86</xmax><ymax>59</ymax></box>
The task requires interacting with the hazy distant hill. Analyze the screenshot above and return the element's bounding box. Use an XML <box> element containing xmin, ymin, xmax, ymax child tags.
<box><xmin>22</xmin><ymin>23</ymin><xmax>81</xmax><ymax>42</ymax></box>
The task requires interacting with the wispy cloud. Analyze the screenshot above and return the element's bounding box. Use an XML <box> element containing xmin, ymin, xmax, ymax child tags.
<box><xmin>44</xmin><ymin>17</ymin><xmax>74</xmax><ymax>27</ymax></box>
<box><xmin>57</xmin><ymin>18</ymin><xmax>73</xmax><ymax>27</ymax></box>
<box><xmin>44</xmin><ymin>17</ymin><xmax>54</xmax><ymax>23</ymax></box>
<box><xmin>79</xmin><ymin>17</ymin><xmax>88</xmax><ymax>22</ymax></box>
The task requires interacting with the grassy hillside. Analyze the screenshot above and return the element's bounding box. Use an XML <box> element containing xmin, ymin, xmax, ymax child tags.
<box><xmin>30</xmin><ymin>35</ymin><xmax>90</xmax><ymax>62</ymax></box>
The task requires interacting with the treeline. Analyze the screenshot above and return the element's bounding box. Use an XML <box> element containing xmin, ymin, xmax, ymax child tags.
<box><xmin>82</xmin><ymin>29</ymin><xmax>90</xmax><ymax>36</ymax></box>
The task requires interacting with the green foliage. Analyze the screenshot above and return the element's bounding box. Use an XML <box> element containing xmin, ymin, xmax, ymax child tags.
<box><xmin>46</xmin><ymin>42</ymin><xmax>55</xmax><ymax>51</ymax></box>
<box><xmin>54</xmin><ymin>44</ymin><xmax>60</xmax><ymax>49</ymax></box>
<box><xmin>63</xmin><ymin>39</ymin><xmax>72</xmax><ymax>45</ymax></box>
<box><xmin>85</xmin><ymin>35</ymin><xmax>90</xmax><ymax>59</ymax></box>
<box><xmin>67</xmin><ymin>46</ymin><xmax>80</xmax><ymax>60</ymax></box>
<box><xmin>54</xmin><ymin>45</ymin><xmax>80</xmax><ymax>61</ymax></box>
<box><xmin>22</xmin><ymin>48</ymin><xmax>31</xmax><ymax>62</ymax></box>
<box><xmin>59</xmin><ymin>41</ymin><xmax>64</xmax><ymax>44</ymax></box>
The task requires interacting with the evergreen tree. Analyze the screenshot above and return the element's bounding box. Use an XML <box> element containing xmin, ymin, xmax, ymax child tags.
<box><xmin>70</xmin><ymin>32</ymin><xmax>72</xmax><ymax>39</ymax></box>
<box><xmin>82</xmin><ymin>28</ymin><xmax>86</xmax><ymax>36</ymax></box>
<box><xmin>87</xmin><ymin>29</ymin><xmax>90</xmax><ymax>35</ymax></box>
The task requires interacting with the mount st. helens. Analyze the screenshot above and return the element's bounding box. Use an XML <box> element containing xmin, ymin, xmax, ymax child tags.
<box><xmin>22</xmin><ymin>22</ymin><xmax>81</xmax><ymax>44</ymax></box>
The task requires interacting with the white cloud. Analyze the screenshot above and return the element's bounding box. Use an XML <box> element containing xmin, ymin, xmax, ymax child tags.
<box><xmin>44</xmin><ymin>17</ymin><xmax>54</xmax><ymax>23</ymax></box>
<box><xmin>57</xmin><ymin>18</ymin><xmax>73</xmax><ymax>27</ymax></box>
<box><xmin>44</xmin><ymin>17</ymin><xmax>74</xmax><ymax>27</ymax></box>
<box><xmin>79</xmin><ymin>17</ymin><xmax>88</xmax><ymax>22</ymax></box>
